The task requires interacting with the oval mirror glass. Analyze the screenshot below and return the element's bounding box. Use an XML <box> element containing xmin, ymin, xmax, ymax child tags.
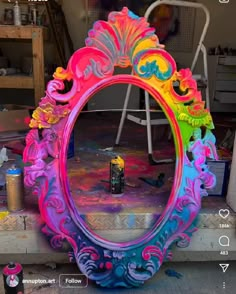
<box><xmin>67</xmin><ymin>84</ymin><xmax>176</xmax><ymax>242</ymax></box>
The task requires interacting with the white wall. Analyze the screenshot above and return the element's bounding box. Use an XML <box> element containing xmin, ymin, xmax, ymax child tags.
<box><xmin>61</xmin><ymin>0</ymin><xmax>89</xmax><ymax>50</ymax></box>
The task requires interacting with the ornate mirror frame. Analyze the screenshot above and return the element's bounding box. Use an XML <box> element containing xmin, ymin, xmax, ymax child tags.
<box><xmin>23</xmin><ymin>8</ymin><xmax>218</xmax><ymax>288</ymax></box>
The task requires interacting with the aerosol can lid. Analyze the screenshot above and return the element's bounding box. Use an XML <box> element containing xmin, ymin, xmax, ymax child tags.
<box><xmin>6</xmin><ymin>164</ymin><xmax>22</xmax><ymax>175</ymax></box>
<box><xmin>3</xmin><ymin>262</ymin><xmax>22</xmax><ymax>275</ymax></box>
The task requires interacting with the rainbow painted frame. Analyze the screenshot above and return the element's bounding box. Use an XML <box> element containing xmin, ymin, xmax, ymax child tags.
<box><xmin>23</xmin><ymin>8</ymin><xmax>218</xmax><ymax>288</ymax></box>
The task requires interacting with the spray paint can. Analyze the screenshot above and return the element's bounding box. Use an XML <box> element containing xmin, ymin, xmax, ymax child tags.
<box><xmin>110</xmin><ymin>156</ymin><xmax>125</xmax><ymax>195</ymax></box>
<box><xmin>2</xmin><ymin>262</ymin><xmax>24</xmax><ymax>293</ymax></box>
<box><xmin>6</xmin><ymin>165</ymin><xmax>24</xmax><ymax>212</ymax></box>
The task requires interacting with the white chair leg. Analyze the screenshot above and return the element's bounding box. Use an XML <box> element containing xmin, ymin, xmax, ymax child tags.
<box><xmin>145</xmin><ymin>91</ymin><xmax>174</xmax><ymax>165</ymax></box>
<box><xmin>201</xmin><ymin>44</ymin><xmax>210</xmax><ymax>110</ymax></box>
<box><xmin>115</xmin><ymin>85</ymin><xmax>174</xmax><ymax>165</ymax></box>
<box><xmin>115</xmin><ymin>83</ymin><xmax>132</xmax><ymax>146</ymax></box>
<box><xmin>145</xmin><ymin>90</ymin><xmax>153</xmax><ymax>155</ymax></box>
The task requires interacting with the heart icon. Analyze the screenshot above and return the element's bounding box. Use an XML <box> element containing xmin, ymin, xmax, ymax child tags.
<box><xmin>219</xmin><ymin>209</ymin><xmax>230</xmax><ymax>219</ymax></box>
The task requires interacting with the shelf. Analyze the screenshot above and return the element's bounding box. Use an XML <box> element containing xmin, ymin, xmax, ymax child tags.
<box><xmin>0</xmin><ymin>75</ymin><xmax>33</xmax><ymax>89</ymax></box>
<box><xmin>0</xmin><ymin>25</ymin><xmax>48</xmax><ymax>40</ymax></box>
<box><xmin>218</xmin><ymin>56</ymin><xmax>236</xmax><ymax>66</ymax></box>
<box><xmin>0</xmin><ymin>25</ymin><xmax>46</xmax><ymax>105</ymax></box>
<box><xmin>216</xmin><ymin>92</ymin><xmax>236</xmax><ymax>104</ymax></box>
<box><xmin>1</xmin><ymin>0</ymin><xmax>45</xmax><ymax>4</ymax></box>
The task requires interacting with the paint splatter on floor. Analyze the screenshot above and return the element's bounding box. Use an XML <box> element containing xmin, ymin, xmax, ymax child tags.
<box><xmin>67</xmin><ymin>113</ymin><xmax>176</xmax><ymax>223</ymax></box>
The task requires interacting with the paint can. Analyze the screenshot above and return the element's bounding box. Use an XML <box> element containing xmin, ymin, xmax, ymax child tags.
<box><xmin>110</xmin><ymin>156</ymin><xmax>125</xmax><ymax>195</ymax></box>
<box><xmin>2</xmin><ymin>262</ymin><xmax>24</xmax><ymax>293</ymax></box>
<box><xmin>6</xmin><ymin>165</ymin><xmax>24</xmax><ymax>212</ymax></box>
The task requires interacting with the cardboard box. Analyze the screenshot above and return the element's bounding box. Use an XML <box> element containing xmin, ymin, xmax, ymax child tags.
<box><xmin>0</xmin><ymin>104</ymin><xmax>32</xmax><ymax>133</ymax></box>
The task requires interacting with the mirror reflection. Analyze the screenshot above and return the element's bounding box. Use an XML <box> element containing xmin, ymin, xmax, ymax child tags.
<box><xmin>67</xmin><ymin>85</ymin><xmax>175</xmax><ymax>242</ymax></box>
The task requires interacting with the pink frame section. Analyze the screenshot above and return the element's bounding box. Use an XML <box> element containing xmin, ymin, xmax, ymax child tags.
<box><xmin>23</xmin><ymin>8</ymin><xmax>218</xmax><ymax>288</ymax></box>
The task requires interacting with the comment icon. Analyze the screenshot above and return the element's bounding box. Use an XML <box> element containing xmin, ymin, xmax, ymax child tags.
<box><xmin>219</xmin><ymin>235</ymin><xmax>230</xmax><ymax>247</ymax></box>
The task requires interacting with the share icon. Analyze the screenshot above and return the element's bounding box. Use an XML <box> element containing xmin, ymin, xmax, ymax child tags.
<box><xmin>219</xmin><ymin>264</ymin><xmax>230</xmax><ymax>273</ymax></box>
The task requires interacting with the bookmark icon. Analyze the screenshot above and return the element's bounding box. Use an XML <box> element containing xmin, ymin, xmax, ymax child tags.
<box><xmin>219</xmin><ymin>264</ymin><xmax>229</xmax><ymax>273</ymax></box>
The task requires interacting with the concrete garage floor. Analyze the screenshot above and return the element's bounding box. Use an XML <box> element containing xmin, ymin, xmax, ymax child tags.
<box><xmin>0</xmin><ymin>261</ymin><xmax>235</xmax><ymax>294</ymax></box>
